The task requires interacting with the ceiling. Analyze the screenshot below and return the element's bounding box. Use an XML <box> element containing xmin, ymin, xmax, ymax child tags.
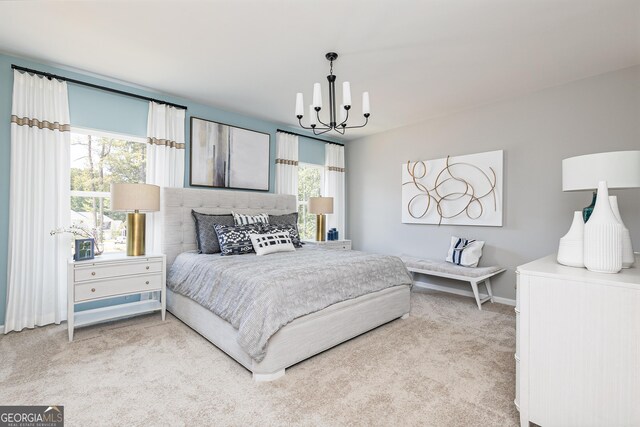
<box><xmin>1</xmin><ymin>0</ymin><xmax>638</xmax><ymax>140</ymax></box>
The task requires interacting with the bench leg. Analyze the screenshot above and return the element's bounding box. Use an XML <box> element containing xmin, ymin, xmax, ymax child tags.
<box><xmin>485</xmin><ymin>278</ymin><xmax>494</xmax><ymax>303</ymax></box>
<box><xmin>470</xmin><ymin>281</ymin><xmax>482</xmax><ymax>310</ymax></box>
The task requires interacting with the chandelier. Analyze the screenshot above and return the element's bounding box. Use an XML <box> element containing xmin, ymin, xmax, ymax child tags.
<box><xmin>295</xmin><ymin>52</ymin><xmax>370</xmax><ymax>135</ymax></box>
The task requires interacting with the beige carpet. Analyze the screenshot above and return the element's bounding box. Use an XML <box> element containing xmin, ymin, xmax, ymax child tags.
<box><xmin>0</xmin><ymin>289</ymin><xmax>519</xmax><ymax>426</ymax></box>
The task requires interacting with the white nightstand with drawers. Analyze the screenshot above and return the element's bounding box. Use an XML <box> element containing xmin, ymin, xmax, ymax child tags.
<box><xmin>303</xmin><ymin>239</ymin><xmax>352</xmax><ymax>250</ymax></box>
<box><xmin>67</xmin><ymin>253</ymin><xmax>166</xmax><ymax>341</ymax></box>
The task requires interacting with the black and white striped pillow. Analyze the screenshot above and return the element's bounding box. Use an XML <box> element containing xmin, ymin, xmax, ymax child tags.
<box><xmin>250</xmin><ymin>232</ymin><xmax>295</xmax><ymax>256</ymax></box>
<box><xmin>232</xmin><ymin>212</ymin><xmax>269</xmax><ymax>225</ymax></box>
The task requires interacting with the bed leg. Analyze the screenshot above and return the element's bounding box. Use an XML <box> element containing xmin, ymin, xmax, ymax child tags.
<box><xmin>252</xmin><ymin>369</ymin><xmax>285</xmax><ymax>382</ymax></box>
<box><xmin>401</xmin><ymin>313</ymin><xmax>410</xmax><ymax>320</ymax></box>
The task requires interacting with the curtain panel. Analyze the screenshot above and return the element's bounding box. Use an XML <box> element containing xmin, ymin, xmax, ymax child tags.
<box><xmin>275</xmin><ymin>132</ymin><xmax>299</xmax><ymax>197</ymax></box>
<box><xmin>5</xmin><ymin>70</ymin><xmax>71</xmax><ymax>333</ymax></box>
<box><xmin>324</xmin><ymin>144</ymin><xmax>346</xmax><ymax>237</ymax></box>
<box><xmin>145</xmin><ymin>101</ymin><xmax>186</xmax><ymax>256</ymax></box>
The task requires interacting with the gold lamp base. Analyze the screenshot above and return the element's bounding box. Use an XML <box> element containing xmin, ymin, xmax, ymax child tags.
<box><xmin>126</xmin><ymin>212</ymin><xmax>146</xmax><ymax>256</ymax></box>
<box><xmin>315</xmin><ymin>214</ymin><xmax>326</xmax><ymax>241</ymax></box>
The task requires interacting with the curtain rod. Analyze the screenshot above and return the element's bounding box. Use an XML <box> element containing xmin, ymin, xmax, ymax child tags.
<box><xmin>276</xmin><ymin>129</ymin><xmax>344</xmax><ymax>146</ymax></box>
<box><xmin>11</xmin><ymin>64</ymin><xmax>188</xmax><ymax>110</ymax></box>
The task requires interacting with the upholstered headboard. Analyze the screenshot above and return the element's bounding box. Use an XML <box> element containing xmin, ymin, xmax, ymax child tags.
<box><xmin>161</xmin><ymin>187</ymin><xmax>297</xmax><ymax>267</ymax></box>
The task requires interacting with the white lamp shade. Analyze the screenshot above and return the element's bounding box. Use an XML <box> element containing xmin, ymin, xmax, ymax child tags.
<box><xmin>110</xmin><ymin>183</ymin><xmax>160</xmax><ymax>212</ymax></box>
<box><xmin>562</xmin><ymin>151</ymin><xmax>640</xmax><ymax>191</ymax></box>
<box><xmin>308</xmin><ymin>197</ymin><xmax>333</xmax><ymax>214</ymax></box>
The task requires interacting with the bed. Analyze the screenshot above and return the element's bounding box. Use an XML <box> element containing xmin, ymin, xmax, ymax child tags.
<box><xmin>161</xmin><ymin>187</ymin><xmax>412</xmax><ymax>381</ymax></box>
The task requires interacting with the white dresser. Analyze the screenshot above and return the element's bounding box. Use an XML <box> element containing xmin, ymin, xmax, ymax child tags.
<box><xmin>515</xmin><ymin>254</ymin><xmax>640</xmax><ymax>427</ymax></box>
<box><xmin>303</xmin><ymin>239</ymin><xmax>352</xmax><ymax>250</ymax></box>
<box><xmin>67</xmin><ymin>253</ymin><xmax>166</xmax><ymax>341</ymax></box>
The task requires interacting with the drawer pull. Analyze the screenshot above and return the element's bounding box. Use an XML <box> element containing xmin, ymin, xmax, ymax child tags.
<box><xmin>145</xmin><ymin>281</ymin><xmax>150</xmax><ymax>285</ymax></box>
<box><xmin>91</xmin><ymin>288</ymin><xmax>96</xmax><ymax>292</ymax></box>
<box><xmin>91</xmin><ymin>272</ymin><xmax>96</xmax><ymax>276</ymax></box>
<box><xmin>146</xmin><ymin>266</ymin><xmax>150</xmax><ymax>270</ymax></box>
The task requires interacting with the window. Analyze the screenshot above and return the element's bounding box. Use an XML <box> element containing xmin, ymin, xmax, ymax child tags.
<box><xmin>297</xmin><ymin>163</ymin><xmax>324</xmax><ymax>240</ymax></box>
<box><xmin>70</xmin><ymin>128</ymin><xmax>147</xmax><ymax>253</ymax></box>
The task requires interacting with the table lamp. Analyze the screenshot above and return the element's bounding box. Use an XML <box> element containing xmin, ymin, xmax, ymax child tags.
<box><xmin>308</xmin><ymin>196</ymin><xmax>333</xmax><ymax>241</ymax></box>
<box><xmin>110</xmin><ymin>183</ymin><xmax>160</xmax><ymax>256</ymax></box>
<box><xmin>561</xmin><ymin>150</ymin><xmax>640</xmax><ymax>269</ymax></box>
<box><xmin>563</xmin><ymin>150</ymin><xmax>640</xmax><ymax>220</ymax></box>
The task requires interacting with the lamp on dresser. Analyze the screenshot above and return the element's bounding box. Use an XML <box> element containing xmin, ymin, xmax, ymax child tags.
<box><xmin>561</xmin><ymin>150</ymin><xmax>640</xmax><ymax>271</ymax></box>
<box><xmin>110</xmin><ymin>183</ymin><xmax>160</xmax><ymax>256</ymax></box>
<box><xmin>308</xmin><ymin>196</ymin><xmax>334</xmax><ymax>241</ymax></box>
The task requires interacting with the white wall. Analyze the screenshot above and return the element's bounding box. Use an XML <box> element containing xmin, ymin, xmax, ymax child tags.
<box><xmin>346</xmin><ymin>66</ymin><xmax>640</xmax><ymax>300</ymax></box>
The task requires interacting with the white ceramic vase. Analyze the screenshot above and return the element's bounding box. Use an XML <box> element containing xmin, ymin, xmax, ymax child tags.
<box><xmin>609</xmin><ymin>195</ymin><xmax>635</xmax><ymax>268</ymax></box>
<box><xmin>583</xmin><ymin>181</ymin><xmax>623</xmax><ymax>274</ymax></box>
<box><xmin>557</xmin><ymin>211</ymin><xmax>585</xmax><ymax>268</ymax></box>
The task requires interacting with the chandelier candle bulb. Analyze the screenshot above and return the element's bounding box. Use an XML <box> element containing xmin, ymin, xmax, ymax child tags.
<box><xmin>312</xmin><ymin>83</ymin><xmax>322</xmax><ymax>108</ymax></box>
<box><xmin>343</xmin><ymin>82</ymin><xmax>351</xmax><ymax>106</ymax></box>
<box><xmin>309</xmin><ymin>105</ymin><xmax>317</xmax><ymax>125</ymax></box>
<box><xmin>363</xmin><ymin>92</ymin><xmax>370</xmax><ymax>115</ymax></box>
<box><xmin>295</xmin><ymin>93</ymin><xmax>304</xmax><ymax>117</ymax></box>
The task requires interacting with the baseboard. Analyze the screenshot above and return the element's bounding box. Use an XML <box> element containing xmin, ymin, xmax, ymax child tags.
<box><xmin>413</xmin><ymin>280</ymin><xmax>516</xmax><ymax>307</ymax></box>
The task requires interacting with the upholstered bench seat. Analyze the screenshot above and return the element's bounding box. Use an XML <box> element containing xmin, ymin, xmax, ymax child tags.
<box><xmin>400</xmin><ymin>255</ymin><xmax>505</xmax><ymax>310</ymax></box>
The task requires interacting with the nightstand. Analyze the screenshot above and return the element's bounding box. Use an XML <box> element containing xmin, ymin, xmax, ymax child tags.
<box><xmin>303</xmin><ymin>239</ymin><xmax>352</xmax><ymax>250</ymax></box>
<box><xmin>67</xmin><ymin>253</ymin><xmax>166</xmax><ymax>341</ymax></box>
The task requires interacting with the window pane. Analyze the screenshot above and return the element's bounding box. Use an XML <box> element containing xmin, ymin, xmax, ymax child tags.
<box><xmin>70</xmin><ymin>132</ymin><xmax>146</xmax><ymax>254</ymax></box>
<box><xmin>297</xmin><ymin>164</ymin><xmax>323</xmax><ymax>240</ymax></box>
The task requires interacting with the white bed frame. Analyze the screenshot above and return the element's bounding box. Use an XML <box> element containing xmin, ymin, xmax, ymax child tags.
<box><xmin>161</xmin><ymin>187</ymin><xmax>410</xmax><ymax>381</ymax></box>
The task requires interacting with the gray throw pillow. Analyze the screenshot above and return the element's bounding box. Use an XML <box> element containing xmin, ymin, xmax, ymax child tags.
<box><xmin>214</xmin><ymin>223</ymin><xmax>262</xmax><ymax>256</ymax></box>
<box><xmin>269</xmin><ymin>212</ymin><xmax>298</xmax><ymax>225</ymax></box>
<box><xmin>191</xmin><ymin>210</ymin><xmax>235</xmax><ymax>254</ymax></box>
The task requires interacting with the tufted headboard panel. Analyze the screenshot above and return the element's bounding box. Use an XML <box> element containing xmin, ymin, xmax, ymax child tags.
<box><xmin>161</xmin><ymin>187</ymin><xmax>297</xmax><ymax>267</ymax></box>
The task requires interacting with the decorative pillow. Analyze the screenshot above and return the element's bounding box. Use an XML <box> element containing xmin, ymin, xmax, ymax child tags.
<box><xmin>232</xmin><ymin>212</ymin><xmax>269</xmax><ymax>225</ymax></box>
<box><xmin>191</xmin><ymin>211</ymin><xmax>235</xmax><ymax>254</ymax></box>
<box><xmin>250</xmin><ymin>232</ymin><xmax>296</xmax><ymax>256</ymax></box>
<box><xmin>268</xmin><ymin>212</ymin><xmax>298</xmax><ymax>226</ymax></box>
<box><xmin>261</xmin><ymin>223</ymin><xmax>302</xmax><ymax>248</ymax></box>
<box><xmin>446</xmin><ymin>237</ymin><xmax>485</xmax><ymax>267</ymax></box>
<box><xmin>213</xmin><ymin>223</ymin><xmax>262</xmax><ymax>256</ymax></box>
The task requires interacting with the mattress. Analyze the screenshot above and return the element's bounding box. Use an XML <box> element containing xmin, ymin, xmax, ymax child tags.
<box><xmin>167</xmin><ymin>247</ymin><xmax>413</xmax><ymax>362</ymax></box>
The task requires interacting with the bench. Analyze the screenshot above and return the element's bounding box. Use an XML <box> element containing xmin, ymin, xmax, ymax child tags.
<box><xmin>400</xmin><ymin>255</ymin><xmax>506</xmax><ymax>310</ymax></box>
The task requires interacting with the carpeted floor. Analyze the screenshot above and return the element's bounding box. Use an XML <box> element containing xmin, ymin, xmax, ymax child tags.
<box><xmin>0</xmin><ymin>288</ymin><xmax>519</xmax><ymax>426</ymax></box>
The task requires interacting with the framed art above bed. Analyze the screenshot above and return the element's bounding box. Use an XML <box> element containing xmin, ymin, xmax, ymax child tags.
<box><xmin>190</xmin><ymin>117</ymin><xmax>271</xmax><ymax>191</ymax></box>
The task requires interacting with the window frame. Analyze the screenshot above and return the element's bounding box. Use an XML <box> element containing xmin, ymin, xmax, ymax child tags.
<box><xmin>297</xmin><ymin>162</ymin><xmax>325</xmax><ymax>241</ymax></box>
<box><xmin>69</xmin><ymin>127</ymin><xmax>148</xmax><ymax>253</ymax></box>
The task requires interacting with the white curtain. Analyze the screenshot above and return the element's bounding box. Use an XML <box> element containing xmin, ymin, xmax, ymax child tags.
<box><xmin>275</xmin><ymin>132</ymin><xmax>299</xmax><ymax>197</ymax></box>
<box><xmin>5</xmin><ymin>70</ymin><xmax>71</xmax><ymax>333</ymax></box>
<box><xmin>324</xmin><ymin>143</ymin><xmax>346</xmax><ymax>237</ymax></box>
<box><xmin>145</xmin><ymin>101</ymin><xmax>185</xmax><ymax>256</ymax></box>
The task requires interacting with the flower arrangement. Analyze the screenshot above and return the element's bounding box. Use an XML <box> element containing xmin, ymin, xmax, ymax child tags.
<box><xmin>50</xmin><ymin>225</ymin><xmax>104</xmax><ymax>255</ymax></box>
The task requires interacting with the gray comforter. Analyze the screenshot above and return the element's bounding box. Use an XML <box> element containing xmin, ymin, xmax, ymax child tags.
<box><xmin>167</xmin><ymin>247</ymin><xmax>412</xmax><ymax>362</ymax></box>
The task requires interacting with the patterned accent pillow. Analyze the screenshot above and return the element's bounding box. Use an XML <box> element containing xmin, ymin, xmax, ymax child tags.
<box><xmin>268</xmin><ymin>212</ymin><xmax>298</xmax><ymax>226</ymax></box>
<box><xmin>261</xmin><ymin>223</ymin><xmax>302</xmax><ymax>248</ymax></box>
<box><xmin>191</xmin><ymin>211</ymin><xmax>235</xmax><ymax>254</ymax></box>
<box><xmin>214</xmin><ymin>223</ymin><xmax>262</xmax><ymax>256</ymax></box>
<box><xmin>232</xmin><ymin>212</ymin><xmax>270</xmax><ymax>225</ymax></box>
<box><xmin>250</xmin><ymin>232</ymin><xmax>296</xmax><ymax>256</ymax></box>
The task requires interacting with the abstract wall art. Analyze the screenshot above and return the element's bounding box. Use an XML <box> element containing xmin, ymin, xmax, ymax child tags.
<box><xmin>401</xmin><ymin>150</ymin><xmax>503</xmax><ymax>226</ymax></box>
<box><xmin>190</xmin><ymin>117</ymin><xmax>270</xmax><ymax>191</ymax></box>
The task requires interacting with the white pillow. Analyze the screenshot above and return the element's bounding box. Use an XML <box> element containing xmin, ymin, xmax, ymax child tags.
<box><xmin>232</xmin><ymin>212</ymin><xmax>269</xmax><ymax>225</ymax></box>
<box><xmin>446</xmin><ymin>237</ymin><xmax>485</xmax><ymax>267</ymax></box>
<box><xmin>250</xmin><ymin>232</ymin><xmax>295</xmax><ymax>256</ymax></box>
